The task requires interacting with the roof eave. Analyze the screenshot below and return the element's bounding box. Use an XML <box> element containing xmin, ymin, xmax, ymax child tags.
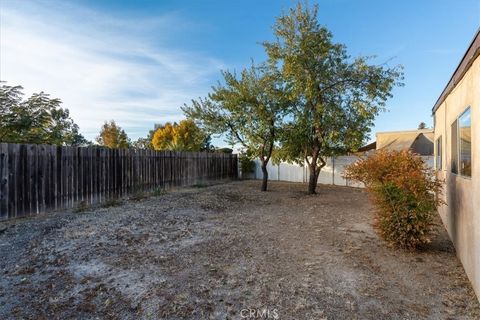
<box><xmin>432</xmin><ymin>28</ymin><xmax>480</xmax><ymax>115</ymax></box>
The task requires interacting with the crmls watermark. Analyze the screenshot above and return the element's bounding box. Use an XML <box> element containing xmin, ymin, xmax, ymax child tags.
<box><xmin>240</xmin><ymin>307</ymin><xmax>279</xmax><ymax>319</ymax></box>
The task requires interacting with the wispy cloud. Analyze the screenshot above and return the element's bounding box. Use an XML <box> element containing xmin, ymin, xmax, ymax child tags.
<box><xmin>424</xmin><ymin>48</ymin><xmax>461</xmax><ymax>55</ymax></box>
<box><xmin>0</xmin><ymin>1</ymin><xmax>225</xmax><ymax>140</ymax></box>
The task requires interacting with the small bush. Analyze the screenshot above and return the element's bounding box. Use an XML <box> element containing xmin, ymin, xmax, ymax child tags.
<box><xmin>74</xmin><ymin>200</ymin><xmax>89</xmax><ymax>213</ymax></box>
<box><xmin>192</xmin><ymin>183</ymin><xmax>208</xmax><ymax>188</ymax></box>
<box><xmin>345</xmin><ymin>150</ymin><xmax>444</xmax><ymax>250</ymax></box>
<box><xmin>151</xmin><ymin>188</ymin><xmax>166</xmax><ymax>196</ymax></box>
<box><xmin>102</xmin><ymin>198</ymin><xmax>122</xmax><ymax>208</ymax></box>
<box><xmin>130</xmin><ymin>191</ymin><xmax>148</xmax><ymax>202</ymax></box>
<box><xmin>239</xmin><ymin>155</ymin><xmax>255</xmax><ymax>174</ymax></box>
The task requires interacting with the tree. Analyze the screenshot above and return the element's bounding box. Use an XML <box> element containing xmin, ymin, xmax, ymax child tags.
<box><xmin>0</xmin><ymin>84</ymin><xmax>24</xmax><ymax>142</ymax></box>
<box><xmin>96</xmin><ymin>120</ymin><xmax>130</xmax><ymax>148</ymax></box>
<box><xmin>418</xmin><ymin>122</ymin><xmax>427</xmax><ymax>130</ymax></box>
<box><xmin>0</xmin><ymin>82</ymin><xmax>88</xmax><ymax>146</ymax></box>
<box><xmin>131</xmin><ymin>137</ymin><xmax>152</xmax><ymax>149</ymax></box>
<box><xmin>216</xmin><ymin>147</ymin><xmax>233</xmax><ymax>154</ymax></box>
<box><xmin>264</xmin><ymin>4</ymin><xmax>403</xmax><ymax>194</ymax></box>
<box><xmin>131</xmin><ymin>129</ymin><xmax>155</xmax><ymax>150</ymax></box>
<box><xmin>183</xmin><ymin>63</ymin><xmax>289</xmax><ymax>191</ymax></box>
<box><xmin>151</xmin><ymin>119</ymin><xmax>209</xmax><ymax>151</ymax></box>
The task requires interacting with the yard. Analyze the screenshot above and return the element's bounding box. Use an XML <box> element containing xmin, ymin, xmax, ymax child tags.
<box><xmin>0</xmin><ymin>181</ymin><xmax>479</xmax><ymax>319</ymax></box>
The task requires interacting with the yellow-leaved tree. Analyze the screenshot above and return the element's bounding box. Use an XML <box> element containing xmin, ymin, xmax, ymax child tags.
<box><xmin>96</xmin><ymin>120</ymin><xmax>130</xmax><ymax>149</ymax></box>
<box><xmin>151</xmin><ymin>119</ymin><xmax>209</xmax><ymax>151</ymax></box>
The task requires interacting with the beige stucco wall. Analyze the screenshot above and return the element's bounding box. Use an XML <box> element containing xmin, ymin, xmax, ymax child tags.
<box><xmin>434</xmin><ymin>55</ymin><xmax>480</xmax><ymax>300</ymax></box>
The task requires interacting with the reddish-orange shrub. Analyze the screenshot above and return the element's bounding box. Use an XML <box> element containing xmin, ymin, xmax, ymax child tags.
<box><xmin>345</xmin><ymin>150</ymin><xmax>444</xmax><ymax>250</ymax></box>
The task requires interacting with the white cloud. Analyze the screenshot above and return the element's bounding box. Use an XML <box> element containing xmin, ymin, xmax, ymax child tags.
<box><xmin>0</xmin><ymin>1</ymin><xmax>225</xmax><ymax>140</ymax></box>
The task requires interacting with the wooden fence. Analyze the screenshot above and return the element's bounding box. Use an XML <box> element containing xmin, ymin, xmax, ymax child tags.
<box><xmin>0</xmin><ymin>143</ymin><xmax>238</xmax><ymax>220</ymax></box>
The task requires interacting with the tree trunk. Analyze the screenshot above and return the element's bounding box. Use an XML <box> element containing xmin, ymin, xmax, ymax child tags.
<box><xmin>307</xmin><ymin>163</ymin><xmax>319</xmax><ymax>194</ymax></box>
<box><xmin>261</xmin><ymin>162</ymin><xmax>268</xmax><ymax>192</ymax></box>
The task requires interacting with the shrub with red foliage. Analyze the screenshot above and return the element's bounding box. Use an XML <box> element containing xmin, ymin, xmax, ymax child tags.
<box><xmin>345</xmin><ymin>150</ymin><xmax>444</xmax><ymax>250</ymax></box>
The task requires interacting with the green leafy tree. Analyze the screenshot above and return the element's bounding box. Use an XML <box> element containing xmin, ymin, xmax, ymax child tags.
<box><xmin>131</xmin><ymin>137</ymin><xmax>152</xmax><ymax>149</ymax></box>
<box><xmin>216</xmin><ymin>147</ymin><xmax>233</xmax><ymax>154</ymax></box>
<box><xmin>418</xmin><ymin>122</ymin><xmax>427</xmax><ymax>130</ymax></box>
<box><xmin>0</xmin><ymin>83</ymin><xmax>88</xmax><ymax>146</ymax></box>
<box><xmin>264</xmin><ymin>4</ymin><xmax>403</xmax><ymax>194</ymax></box>
<box><xmin>96</xmin><ymin>120</ymin><xmax>130</xmax><ymax>148</ymax></box>
<box><xmin>151</xmin><ymin>119</ymin><xmax>209</xmax><ymax>151</ymax></box>
<box><xmin>0</xmin><ymin>84</ymin><xmax>23</xmax><ymax>141</ymax></box>
<box><xmin>131</xmin><ymin>128</ymin><xmax>156</xmax><ymax>150</ymax></box>
<box><xmin>183</xmin><ymin>63</ymin><xmax>289</xmax><ymax>191</ymax></box>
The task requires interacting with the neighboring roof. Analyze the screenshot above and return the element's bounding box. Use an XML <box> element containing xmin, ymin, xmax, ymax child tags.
<box><xmin>376</xmin><ymin>129</ymin><xmax>434</xmax><ymax>156</ymax></box>
<box><xmin>357</xmin><ymin>141</ymin><xmax>376</xmax><ymax>153</ymax></box>
<box><xmin>432</xmin><ymin>28</ymin><xmax>480</xmax><ymax>114</ymax></box>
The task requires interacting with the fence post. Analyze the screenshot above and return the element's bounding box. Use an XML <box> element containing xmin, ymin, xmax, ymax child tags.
<box><xmin>332</xmin><ymin>157</ymin><xmax>335</xmax><ymax>186</ymax></box>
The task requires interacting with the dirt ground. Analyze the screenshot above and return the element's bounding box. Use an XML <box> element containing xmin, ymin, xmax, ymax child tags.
<box><xmin>0</xmin><ymin>180</ymin><xmax>479</xmax><ymax>320</ymax></box>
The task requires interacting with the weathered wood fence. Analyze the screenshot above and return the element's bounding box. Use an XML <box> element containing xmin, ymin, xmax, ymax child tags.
<box><xmin>0</xmin><ymin>143</ymin><xmax>238</xmax><ymax>220</ymax></box>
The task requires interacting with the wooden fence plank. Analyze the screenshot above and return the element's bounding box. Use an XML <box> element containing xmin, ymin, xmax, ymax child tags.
<box><xmin>39</xmin><ymin>145</ymin><xmax>46</xmax><ymax>214</ymax></box>
<box><xmin>18</xmin><ymin>144</ymin><xmax>27</xmax><ymax>217</ymax></box>
<box><xmin>0</xmin><ymin>143</ymin><xmax>8</xmax><ymax>219</ymax></box>
<box><xmin>8</xmin><ymin>144</ymin><xmax>18</xmax><ymax>218</ymax></box>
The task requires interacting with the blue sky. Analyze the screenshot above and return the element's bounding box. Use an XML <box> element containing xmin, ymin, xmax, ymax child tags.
<box><xmin>1</xmin><ymin>0</ymin><xmax>480</xmax><ymax>145</ymax></box>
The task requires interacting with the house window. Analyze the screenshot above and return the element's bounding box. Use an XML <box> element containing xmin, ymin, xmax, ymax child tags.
<box><xmin>436</xmin><ymin>136</ymin><xmax>442</xmax><ymax>169</ymax></box>
<box><xmin>459</xmin><ymin>107</ymin><xmax>471</xmax><ymax>177</ymax></box>
<box><xmin>451</xmin><ymin>119</ymin><xmax>458</xmax><ymax>174</ymax></box>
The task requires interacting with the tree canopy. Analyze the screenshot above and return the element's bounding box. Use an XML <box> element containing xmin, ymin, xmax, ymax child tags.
<box><xmin>151</xmin><ymin>119</ymin><xmax>209</xmax><ymax>151</ymax></box>
<box><xmin>131</xmin><ymin>128</ymin><xmax>155</xmax><ymax>150</ymax></box>
<box><xmin>131</xmin><ymin>137</ymin><xmax>153</xmax><ymax>150</ymax></box>
<box><xmin>418</xmin><ymin>122</ymin><xmax>427</xmax><ymax>130</ymax></box>
<box><xmin>264</xmin><ymin>3</ymin><xmax>403</xmax><ymax>193</ymax></box>
<box><xmin>96</xmin><ymin>120</ymin><xmax>130</xmax><ymax>149</ymax></box>
<box><xmin>0</xmin><ymin>83</ymin><xmax>88</xmax><ymax>146</ymax></box>
<box><xmin>183</xmin><ymin>63</ymin><xmax>290</xmax><ymax>191</ymax></box>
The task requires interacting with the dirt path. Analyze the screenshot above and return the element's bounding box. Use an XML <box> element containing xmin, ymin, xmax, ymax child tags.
<box><xmin>0</xmin><ymin>181</ymin><xmax>478</xmax><ymax>319</ymax></box>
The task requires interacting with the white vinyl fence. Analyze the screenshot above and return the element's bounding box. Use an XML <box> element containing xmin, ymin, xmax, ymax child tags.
<box><xmin>252</xmin><ymin>156</ymin><xmax>434</xmax><ymax>188</ymax></box>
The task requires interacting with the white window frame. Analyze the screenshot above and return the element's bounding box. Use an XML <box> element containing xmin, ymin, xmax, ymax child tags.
<box><xmin>458</xmin><ymin>107</ymin><xmax>472</xmax><ymax>178</ymax></box>
<box><xmin>435</xmin><ymin>136</ymin><xmax>442</xmax><ymax>170</ymax></box>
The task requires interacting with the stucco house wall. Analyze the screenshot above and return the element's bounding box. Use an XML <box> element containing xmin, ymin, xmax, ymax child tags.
<box><xmin>433</xmin><ymin>40</ymin><xmax>480</xmax><ymax>300</ymax></box>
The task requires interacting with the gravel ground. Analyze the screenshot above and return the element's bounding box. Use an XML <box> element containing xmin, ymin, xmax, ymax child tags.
<box><xmin>0</xmin><ymin>180</ymin><xmax>479</xmax><ymax>319</ymax></box>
